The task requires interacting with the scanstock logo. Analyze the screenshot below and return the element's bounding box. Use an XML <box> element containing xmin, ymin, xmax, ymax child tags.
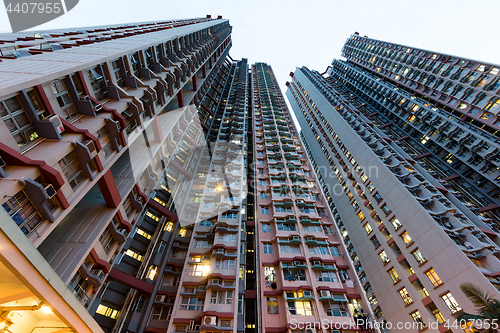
<box><xmin>3</xmin><ymin>0</ymin><xmax>79</xmax><ymax>32</ymax></box>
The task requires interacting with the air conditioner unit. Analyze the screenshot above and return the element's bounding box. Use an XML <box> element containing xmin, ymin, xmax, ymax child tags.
<box><xmin>155</xmin><ymin>295</ymin><xmax>165</xmax><ymax>302</ymax></box>
<box><xmin>306</xmin><ymin>237</ymin><xmax>314</xmax><ymax>241</ymax></box>
<box><xmin>165</xmin><ymin>265</ymin><xmax>172</xmax><ymax>270</ymax></box>
<box><xmin>320</xmin><ymin>290</ymin><xmax>331</xmax><ymax>297</ymax></box>
<box><xmin>303</xmin><ymin>291</ymin><xmax>312</xmax><ymax>296</ymax></box>
<box><xmin>173</xmin><ymin>242</ymin><xmax>180</xmax><ymax>246</ymax></box>
<box><xmin>189</xmin><ymin>320</ymin><xmax>195</xmax><ymax>330</ymax></box>
<box><xmin>217</xmin><ymin>248</ymin><xmax>225</xmax><ymax>253</ymax></box>
<box><xmin>204</xmin><ymin>316</ymin><xmax>217</xmax><ymax>326</ymax></box>
<box><xmin>43</xmin><ymin>184</ymin><xmax>57</xmax><ymax>199</ymax></box>
<box><xmin>292</xmin><ymin>236</ymin><xmax>300</xmax><ymax>240</ymax></box>
<box><xmin>293</xmin><ymin>260</ymin><xmax>301</xmax><ymax>266</ymax></box>
<box><xmin>212</xmin><ymin>278</ymin><xmax>220</xmax><ymax>284</ymax></box>
<box><xmin>197</xmin><ymin>286</ymin><xmax>207</xmax><ymax>291</ymax></box>
<box><xmin>203</xmin><ymin>255</ymin><xmax>210</xmax><ymax>260</ymax></box>
<box><xmin>84</xmin><ymin>140</ymin><xmax>97</xmax><ymax>154</ymax></box>
<box><xmin>44</xmin><ymin>114</ymin><xmax>64</xmax><ymax>134</ymax></box>
<box><xmin>0</xmin><ymin>156</ymin><xmax>5</xmax><ymax>168</ymax></box>
<box><xmin>313</xmin><ymin>261</ymin><xmax>322</xmax><ymax>266</ymax></box>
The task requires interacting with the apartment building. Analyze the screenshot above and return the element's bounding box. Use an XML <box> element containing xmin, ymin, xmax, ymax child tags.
<box><xmin>253</xmin><ymin>63</ymin><xmax>372</xmax><ymax>333</ymax></box>
<box><xmin>286</xmin><ymin>35</ymin><xmax>500</xmax><ymax>332</ymax></box>
<box><xmin>0</xmin><ymin>16</ymin><xmax>258</xmax><ymax>333</ymax></box>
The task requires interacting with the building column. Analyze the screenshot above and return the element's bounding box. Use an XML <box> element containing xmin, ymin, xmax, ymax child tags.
<box><xmin>177</xmin><ymin>89</ymin><xmax>184</xmax><ymax>108</ymax></box>
<box><xmin>97</xmin><ymin>170</ymin><xmax>121</xmax><ymax>208</ymax></box>
<box><xmin>192</xmin><ymin>75</ymin><xmax>198</xmax><ymax>91</ymax></box>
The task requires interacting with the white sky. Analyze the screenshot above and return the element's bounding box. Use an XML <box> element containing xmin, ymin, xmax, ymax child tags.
<box><xmin>1</xmin><ymin>0</ymin><xmax>499</xmax><ymax>105</ymax></box>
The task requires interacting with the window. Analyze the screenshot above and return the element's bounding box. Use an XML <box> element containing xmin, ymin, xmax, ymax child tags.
<box><xmin>262</xmin><ymin>223</ymin><xmax>271</xmax><ymax>233</ymax></box>
<box><xmin>188</xmin><ymin>265</ymin><xmax>210</xmax><ymax>276</ymax></box>
<box><xmin>210</xmin><ymin>290</ymin><xmax>233</xmax><ymax>304</ymax></box>
<box><xmin>410</xmin><ymin>311</ymin><xmax>426</xmax><ymax>329</ymax></box>
<box><xmin>364</xmin><ymin>223</ymin><xmax>373</xmax><ymax>234</ymax></box>
<box><xmin>215</xmin><ymin>258</ymin><xmax>235</xmax><ymax>269</ymax></box>
<box><xmin>0</xmin><ymin>95</ymin><xmax>39</xmax><ymax>148</ymax></box>
<box><xmin>59</xmin><ymin>152</ymin><xmax>86</xmax><ymax>190</ymax></box>
<box><xmin>379</xmin><ymin>251</ymin><xmax>390</xmax><ymax>264</ymax></box>
<box><xmin>412</xmin><ymin>249</ymin><xmax>426</xmax><ymax>264</ymax></box>
<box><xmin>441</xmin><ymin>292</ymin><xmax>461</xmax><ymax>313</ymax></box>
<box><xmin>287</xmin><ymin>300</ymin><xmax>313</xmax><ymax>316</ymax></box>
<box><xmin>50</xmin><ymin>79</ymin><xmax>77</xmax><ymax>119</ymax></box>
<box><xmin>2</xmin><ymin>190</ymin><xmax>43</xmax><ymax>236</ymax></box>
<box><xmin>281</xmin><ymin>244</ymin><xmax>301</xmax><ymax>253</ymax></box>
<box><xmin>125</xmin><ymin>249</ymin><xmax>143</xmax><ymax>261</ymax></box>
<box><xmin>260</xmin><ymin>192</ymin><xmax>268</xmax><ymax>199</ymax></box>
<box><xmin>146</xmin><ymin>265</ymin><xmax>157</xmax><ymax>281</ymax></box>
<box><xmin>151</xmin><ymin>306</ymin><xmax>171</xmax><ymax>321</ymax></box>
<box><xmin>381</xmin><ymin>204</ymin><xmax>392</xmax><ymax>215</ymax></box>
<box><xmin>390</xmin><ymin>216</ymin><xmax>402</xmax><ymax>229</ymax></box>
<box><xmin>261</xmin><ymin>207</ymin><xmax>270</xmax><ymax>214</ymax></box>
<box><xmin>218</xmin><ymin>233</ymin><xmax>237</xmax><ymax>242</ymax></box>
<box><xmin>264</xmin><ymin>266</ymin><xmax>276</xmax><ymax>282</ymax></box>
<box><xmin>357</xmin><ymin>211</ymin><xmax>365</xmax><ymax>221</ymax></box>
<box><xmin>309</xmin><ymin>246</ymin><xmax>329</xmax><ymax>255</ymax></box>
<box><xmin>96</xmin><ymin>304</ymin><xmax>120</xmax><ymax>319</ymax></box>
<box><xmin>398</xmin><ymin>287</ymin><xmax>413</xmax><ymax>305</ymax></box>
<box><xmin>259</xmin><ymin>180</ymin><xmax>266</xmax><ymax>186</ymax></box>
<box><xmin>174</xmin><ymin>325</ymin><xmax>187</xmax><ymax>332</ymax></box>
<box><xmin>330</xmin><ymin>246</ymin><xmax>340</xmax><ymax>256</ymax></box>
<box><xmin>373</xmin><ymin>192</ymin><xmax>383</xmax><ymax>203</ymax></box>
<box><xmin>317</xmin><ymin>271</ymin><xmax>338</xmax><ymax>282</ymax></box>
<box><xmin>388</xmin><ymin>268</ymin><xmax>400</xmax><ymax>283</ymax></box>
<box><xmin>370</xmin><ymin>235</ymin><xmax>381</xmax><ymax>248</ymax></box>
<box><xmin>136</xmin><ymin>228</ymin><xmax>152</xmax><ymax>240</ymax></box>
<box><xmin>179</xmin><ymin>297</ymin><xmax>204</xmax><ymax>310</ymax></box>
<box><xmin>400</xmin><ymin>231</ymin><xmax>412</xmax><ymax>245</ymax></box>
<box><xmin>425</xmin><ymin>269</ymin><xmax>442</xmax><ymax>287</ymax></box>
<box><xmin>263</xmin><ymin>243</ymin><xmax>273</xmax><ymax>254</ymax></box>
<box><xmin>267</xmin><ymin>297</ymin><xmax>278</xmax><ymax>314</ymax></box>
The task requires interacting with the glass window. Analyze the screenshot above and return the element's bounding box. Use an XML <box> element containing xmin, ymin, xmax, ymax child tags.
<box><xmin>388</xmin><ymin>268</ymin><xmax>400</xmax><ymax>283</ymax></box>
<box><xmin>425</xmin><ymin>268</ymin><xmax>442</xmax><ymax>287</ymax></box>
<box><xmin>441</xmin><ymin>292</ymin><xmax>461</xmax><ymax>313</ymax></box>
<box><xmin>0</xmin><ymin>95</ymin><xmax>39</xmax><ymax>148</ymax></box>
<box><xmin>398</xmin><ymin>287</ymin><xmax>413</xmax><ymax>305</ymax></box>
<box><xmin>263</xmin><ymin>243</ymin><xmax>273</xmax><ymax>254</ymax></box>
<box><xmin>267</xmin><ymin>297</ymin><xmax>278</xmax><ymax>314</ymax></box>
<box><xmin>400</xmin><ymin>231</ymin><xmax>412</xmax><ymax>245</ymax></box>
<box><xmin>379</xmin><ymin>251</ymin><xmax>390</xmax><ymax>264</ymax></box>
<box><xmin>262</xmin><ymin>223</ymin><xmax>271</xmax><ymax>233</ymax></box>
<box><xmin>412</xmin><ymin>249</ymin><xmax>426</xmax><ymax>264</ymax></box>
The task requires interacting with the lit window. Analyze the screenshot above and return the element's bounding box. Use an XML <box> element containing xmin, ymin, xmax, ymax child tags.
<box><xmin>412</xmin><ymin>249</ymin><xmax>426</xmax><ymax>264</ymax></box>
<box><xmin>164</xmin><ymin>221</ymin><xmax>174</xmax><ymax>232</ymax></box>
<box><xmin>146</xmin><ymin>265</ymin><xmax>157</xmax><ymax>280</ymax></box>
<box><xmin>96</xmin><ymin>304</ymin><xmax>120</xmax><ymax>319</ymax></box>
<box><xmin>267</xmin><ymin>297</ymin><xmax>278</xmax><ymax>314</ymax></box>
<box><xmin>188</xmin><ymin>264</ymin><xmax>210</xmax><ymax>276</ymax></box>
<box><xmin>398</xmin><ymin>287</ymin><xmax>413</xmax><ymax>305</ymax></box>
<box><xmin>390</xmin><ymin>216</ymin><xmax>402</xmax><ymax>229</ymax></box>
<box><xmin>357</xmin><ymin>211</ymin><xmax>365</xmax><ymax>221</ymax></box>
<box><xmin>425</xmin><ymin>268</ymin><xmax>442</xmax><ymax>287</ymax></box>
<box><xmin>410</xmin><ymin>310</ymin><xmax>426</xmax><ymax>329</ymax></box>
<box><xmin>441</xmin><ymin>292</ymin><xmax>461</xmax><ymax>313</ymax></box>
<box><xmin>388</xmin><ymin>268</ymin><xmax>400</xmax><ymax>283</ymax></box>
<box><xmin>400</xmin><ymin>231</ymin><xmax>412</xmax><ymax>245</ymax></box>
<box><xmin>379</xmin><ymin>251</ymin><xmax>390</xmax><ymax>264</ymax></box>
<box><xmin>364</xmin><ymin>223</ymin><xmax>373</xmax><ymax>234</ymax></box>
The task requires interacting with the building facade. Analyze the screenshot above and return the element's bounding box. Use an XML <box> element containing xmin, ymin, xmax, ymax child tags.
<box><xmin>0</xmin><ymin>16</ymin><xmax>260</xmax><ymax>333</ymax></box>
<box><xmin>252</xmin><ymin>63</ymin><xmax>372</xmax><ymax>333</ymax></box>
<box><xmin>286</xmin><ymin>35</ymin><xmax>500</xmax><ymax>332</ymax></box>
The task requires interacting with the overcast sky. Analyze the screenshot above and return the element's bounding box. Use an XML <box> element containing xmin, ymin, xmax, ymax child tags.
<box><xmin>1</xmin><ymin>0</ymin><xmax>499</xmax><ymax>104</ymax></box>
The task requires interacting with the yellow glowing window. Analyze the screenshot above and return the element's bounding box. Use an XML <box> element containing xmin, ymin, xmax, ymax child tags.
<box><xmin>146</xmin><ymin>265</ymin><xmax>157</xmax><ymax>280</ymax></box>
<box><xmin>125</xmin><ymin>249</ymin><xmax>143</xmax><ymax>261</ymax></box>
<box><xmin>153</xmin><ymin>196</ymin><xmax>167</xmax><ymax>207</ymax></box>
<box><xmin>408</xmin><ymin>115</ymin><xmax>416</xmax><ymax>122</ymax></box>
<box><xmin>145</xmin><ymin>211</ymin><xmax>160</xmax><ymax>222</ymax></box>
<box><xmin>136</xmin><ymin>228</ymin><xmax>152</xmax><ymax>240</ymax></box>
<box><xmin>357</xmin><ymin>211</ymin><xmax>365</xmax><ymax>221</ymax></box>
<box><xmin>400</xmin><ymin>232</ymin><xmax>412</xmax><ymax>245</ymax></box>
<box><xmin>425</xmin><ymin>268</ymin><xmax>442</xmax><ymax>287</ymax></box>
<box><xmin>364</xmin><ymin>222</ymin><xmax>372</xmax><ymax>234</ymax></box>
<box><xmin>388</xmin><ymin>268</ymin><xmax>399</xmax><ymax>283</ymax></box>
<box><xmin>96</xmin><ymin>304</ymin><xmax>120</xmax><ymax>319</ymax></box>
<box><xmin>164</xmin><ymin>221</ymin><xmax>174</xmax><ymax>232</ymax></box>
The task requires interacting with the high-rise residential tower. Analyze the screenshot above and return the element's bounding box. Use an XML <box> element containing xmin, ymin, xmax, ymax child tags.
<box><xmin>0</xmin><ymin>16</ymin><xmax>262</xmax><ymax>333</ymax></box>
<box><xmin>252</xmin><ymin>63</ymin><xmax>372</xmax><ymax>333</ymax></box>
<box><xmin>286</xmin><ymin>35</ymin><xmax>500</xmax><ymax>332</ymax></box>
